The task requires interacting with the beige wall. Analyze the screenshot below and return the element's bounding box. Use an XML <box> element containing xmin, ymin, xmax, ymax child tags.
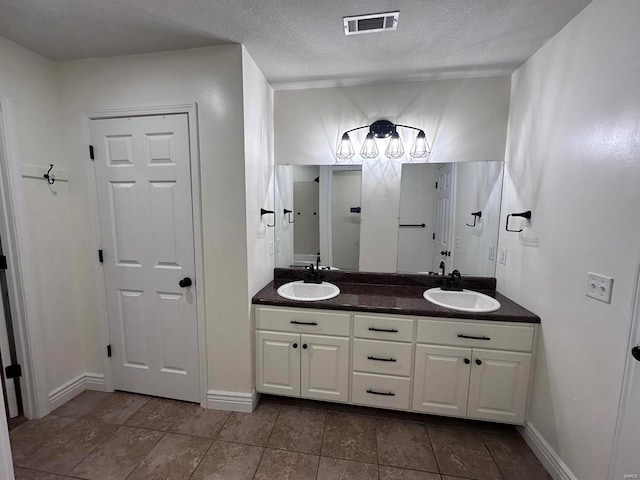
<box><xmin>497</xmin><ymin>0</ymin><xmax>640</xmax><ymax>477</ymax></box>
<box><xmin>55</xmin><ymin>45</ymin><xmax>265</xmax><ymax>396</ymax></box>
<box><xmin>0</xmin><ymin>36</ymin><xmax>80</xmax><ymax>414</ymax></box>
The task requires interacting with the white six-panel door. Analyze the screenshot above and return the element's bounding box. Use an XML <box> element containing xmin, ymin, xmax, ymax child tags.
<box><xmin>91</xmin><ymin>114</ymin><xmax>199</xmax><ymax>402</ymax></box>
<box><xmin>434</xmin><ymin>163</ymin><xmax>455</xmax><ymax>273</ymax></box>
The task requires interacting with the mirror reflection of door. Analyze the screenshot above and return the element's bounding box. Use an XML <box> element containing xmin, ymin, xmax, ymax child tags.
<box><xmin>397</xmin><ymin>164</ymin><xmax>436</xmax><ymax>273</ymax></box>
<box><xmin>292</xmin><ymin>166</ymin><xmax>320</xmax><ymax>265</ymax></box>
<box><xmin>434</xmin><ymin>163</ymin><xmax>455</xmax><ymax>273</ymax></box>
<box><xmin>331</xmin><ymin>169</ymin><xmax>361</xmax><ymax>270</ymax></box>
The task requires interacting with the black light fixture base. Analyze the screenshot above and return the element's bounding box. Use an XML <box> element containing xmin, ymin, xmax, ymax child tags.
<box><xmin>370</xmin><ymin>119</ymin><xmax>395</xmax><ymax>138</ymax></box>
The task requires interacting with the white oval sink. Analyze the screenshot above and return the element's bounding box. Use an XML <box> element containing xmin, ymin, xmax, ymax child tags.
<box><xmin>277</xmin><ymin>281</ymin><xmax>340</xmax><ymax>301</ymax></box>
<box><xmin>423</xmin><ymin>288</ymin><xmax>501</xmax><ymax>313</ymax></box>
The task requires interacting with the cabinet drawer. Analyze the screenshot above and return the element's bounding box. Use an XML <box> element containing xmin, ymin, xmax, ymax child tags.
<box><xmin>353</xmin><ymin>339</ymin><xmax>412</xmax><ymax>376</ymax></box>
<box><xmin>416</xmin><ymin>319</ymin><xmax>534</xmax><ymax>352</ymax></box>
<box><xmin>353</xmin><ymin>314</ymin><xmax>414</xmax><ymax>342</ymax></box>
<box><xmin>255</xmin><ymin>307</ymin><xmax>350</xmax><ymax>336</ymax></box>
<box><xmin>352</xmin><ymin>372</ymin><xmax>410</xmax><ymax>410</ymax></box>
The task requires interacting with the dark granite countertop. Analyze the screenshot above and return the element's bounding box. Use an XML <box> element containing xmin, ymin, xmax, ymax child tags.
<box><xmin>251</xmin><ymin>269</ymin><xmax>540</xmax><ymax>324</ymax></box>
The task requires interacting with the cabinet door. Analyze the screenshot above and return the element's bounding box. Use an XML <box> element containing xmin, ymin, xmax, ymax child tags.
<box><xmin>413</xmin><ymin>344</ymin><xmax>472</xmax><ymax>416</ymax></box>
<box><xmin>301</xmin><ymin>334</ymin><xmax>349</xmax><ymax>402</ymax></box>
<box><xmin>467</xmin><ymin>349</ymin><xmax>532</xmax><ymax>424</ymax></box>
<box><xmin>256</xmin><ymin>331</ymin><xmax>300</xmax><ymax>397</ymax></box>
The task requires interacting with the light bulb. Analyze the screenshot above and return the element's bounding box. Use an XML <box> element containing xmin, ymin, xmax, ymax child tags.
<box><xmin>410</xmin><ymin>130</ymin><xmax>431</xmax><ymax>159</ymax></box>
<box><xmin>336</xmin><ymin>133</ymin><xmax>355</xmax><ymax>160</ymax></box>
<box><xmin>385</xmin><ymin>131</ymin><xmax>404</xmax><ymax>159</ymax></box>
<box><xmin>360</xmin><ymin>132</ymin><xmax>379</xmax><ymax>159</ymax></box>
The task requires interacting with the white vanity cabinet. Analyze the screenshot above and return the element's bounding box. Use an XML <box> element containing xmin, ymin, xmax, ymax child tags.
<box><xmin>255</xmin><ymin>307</ymin><xmax>350</xmax><ymax>402</ymax></box>
<box><xmin>351</xmin><ymin>313</ymin><xmax>415</xmax><ymax>410</ymax></box>
<box><xmin>413</xmin><ymin>318</ymin><xmax>534</xmax><ymax>424</ymax></box>
<box><xmin>254</xmin><ymin>305</ymin><xmax>537</xmax><ymax>425</ymax></box>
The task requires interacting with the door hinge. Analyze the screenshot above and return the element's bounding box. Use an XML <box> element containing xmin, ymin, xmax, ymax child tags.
<box><xmin>432</xmin><ymin>233</ymin><xmax>436</xmax><ymax>240</ymax></box>
<box><xmin>435</xmin><ymin>181</ymin><xmax>438</xmax><ymax>189</ymax></box>
<box><xmin>98</xmin><ymin>249</ymin><xmax>103</xmax><ymax>263</ymax></box>
<box><xmin>0</xmin><ymin>255</ymin><xmax>6</xmax><ymax>270</ymax></box>
<box><xmin>5</xmin><ymin>364</ymin><xmax>22</xmax><ymax>379</ymax></box>
<box><xmin>89</xmin><ymin>145</ymin><xmax>95</xmax><ymax>160</ymax></box>
<box><xmin>107</xmin><ymin>345</ymin><xmax>112</xmax><ymax>358</ymax></box>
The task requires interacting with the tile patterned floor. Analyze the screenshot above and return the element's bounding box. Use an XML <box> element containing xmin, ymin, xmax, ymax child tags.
<box><xmin>9</xmin><ymin>391</ymin><xmax>552</xmax><ymax>480</ymax></box>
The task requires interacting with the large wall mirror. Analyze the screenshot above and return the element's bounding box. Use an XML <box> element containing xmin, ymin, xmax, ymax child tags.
<box><xmin>274</xmin><ymin>160</ymin><xmax>504</xmax><ymax>277</ymax></box>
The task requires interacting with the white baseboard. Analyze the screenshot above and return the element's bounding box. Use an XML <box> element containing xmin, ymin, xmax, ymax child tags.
<box><xmin>47</xmin><ymin>373</ymin><xmax>107</xmax><ymax>412</ymax></box>
<box><xmin>518</xmin><ymin>422</ymin><xmax>578</xmax><ymax>480</ymax></box>
<box><xmin>206</xmin><ymin>390</ymin><xmax>260</xmax><ymax>413</ymax></box>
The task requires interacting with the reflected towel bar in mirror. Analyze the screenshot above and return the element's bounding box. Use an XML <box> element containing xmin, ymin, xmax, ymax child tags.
<box><xmin>505</xmin><ymin>210</ymin><xmax>532</xmax><ymax>232</ymax></box>
<box><xmin>399</xmin><ymin>223</ymin><xmax>426</xmax><ymax>228</ymax></box>
<box><xmin>466</xmin><ymin>211</ymin><xmax>482</xmax><ymax>227</ymax></box>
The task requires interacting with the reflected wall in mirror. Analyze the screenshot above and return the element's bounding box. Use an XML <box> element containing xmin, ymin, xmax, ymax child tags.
<box><xmin>275</xmin><ymin>160</ymin><xmax>504</xmax><ymax>277</ymax></box>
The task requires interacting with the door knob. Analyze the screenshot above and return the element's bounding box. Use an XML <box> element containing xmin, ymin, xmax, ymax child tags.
<box><xmin>632</xmin><ymin>346</ymin><xmax>640</xmax><ymax>362</ymax></box>
<box><xmin>179</xmin><ymin>277</ymin><xmax>192</xmax><ymax>288</ymax></box>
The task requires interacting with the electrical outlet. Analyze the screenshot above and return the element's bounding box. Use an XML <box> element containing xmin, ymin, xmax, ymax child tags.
<box><xmin>498</xmin><ymin>247</ymin><xmax>507</xmax><ymax>265</ymax></box>
<box><xmin>488</xmin><ymin>245</ymin><xmax>496</xmax><ymax>261</ymax></box>
<box><xmin>586</xmin><ymin>272</ymin><xmax>613</xmax><ymax>303</ymax></box>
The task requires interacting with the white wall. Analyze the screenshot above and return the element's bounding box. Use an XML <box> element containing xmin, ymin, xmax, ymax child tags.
<box><xmin>55</xmin><ymin>45</ymin><xmax>257</xmax><ymax>395</ymax></box>
<box><xmin>497</xmin><ymin>0</ymin><xmax>640</xmax><ymax>478</ymax></box>
<box><xmin>275</xmin><ymin>77</ymin><xmax>511</xmax><ymax>270</ymax></box>
<box><xmin>242</xmin><ymin>48</ymin><xmax>275</xmax><ymax>388</ymax></box>
<box><xmin>275</xmin><ymin>76</ymin><xmax>511</xmax><ymax>166</ymax></box>
<box><xmin>0</xmin><ymin>36</ymin><xmax>80</xmax><ymax>415</ymax></box>
<box><xmin>453</xmin><ymin>161</ymin><xmax>503</xmax><ymax>276</ymax></box>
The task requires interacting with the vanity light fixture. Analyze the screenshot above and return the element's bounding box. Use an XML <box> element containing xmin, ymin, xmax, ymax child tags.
<box><xmin>336</xmin><ymin>119</ymin><xmax>431</xmax><ymax>161</ymax></box>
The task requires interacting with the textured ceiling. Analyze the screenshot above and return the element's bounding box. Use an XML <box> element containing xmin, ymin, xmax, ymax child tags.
<box><xmin>0</xmin><ymin>0</ymin><xmax>593</xmax><ymax>89</ymax></box>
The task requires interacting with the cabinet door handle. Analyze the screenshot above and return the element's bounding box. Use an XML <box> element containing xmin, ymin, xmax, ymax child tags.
<box><xmin>366</xmin><ymin>389</ymin><xmax>395</xmax><ymax>396</ymax></box>
<box><xmin>292</xmin><ymin>343</ymin><xmax>298</xmax><ymax>349</ymax></box>
<box><xmin>302</xmin><ymin>344</ymin><xmax>308</xmax><ymax>349</ymax></box>
<box><xmin>457</xmin><ymin>334</ymin><xmax>491</xmax><ymax>341</ymax></box>
<box><xmin>464</xmin><ymin>358</ymin><xmax>471</xmax><ymax>364</ymax></box>
<box><xmin>367</xmin><ymin>356</ymin><xmax>397</xmax><ymax>362</ymax></box>
<box><xmin>368</xmin><ymin>327</ymin><xmax>399</xmax><ymax>333</ymax></box>
<box><xmin>475</xmin><ymin>358</ymin><xmax>483</xmax><ymax>365</ymax></box>
<box><xmin>290</xmin><ymin>320</ymin><xmax>318</xmax><ymax>326</ymax></box>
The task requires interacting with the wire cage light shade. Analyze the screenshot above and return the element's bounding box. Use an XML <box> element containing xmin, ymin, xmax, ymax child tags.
<box><xmin>336</xmin><ymin>119</ymin><xmax>431</xmax><ymax>161</ymax></box>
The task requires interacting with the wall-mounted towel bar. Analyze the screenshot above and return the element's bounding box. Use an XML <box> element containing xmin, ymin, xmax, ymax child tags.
<box><xmin>260</xmin><ymin>208</ymin><xmax>275</xmax><ymax>227</ymax></box>
<box><xmin>399</xmin><ymin>223</ymin><xmax>426</xmax><ymax>228</ymax></box>
<box><xmin>506</xmin><ymin>210</ymin><xmax>532</xmax><ymax>232</ymax></box>
<box><xmin>284</xmin><ymin>208</ymin><xmax>295</xmax><ymax>223</ymax></box>
<box><xmin>466</xmin><ymin>211</ymin><xmax>482</xmax><ymax>227</ymax></box>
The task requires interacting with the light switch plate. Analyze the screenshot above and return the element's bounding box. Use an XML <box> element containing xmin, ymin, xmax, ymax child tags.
<box><xmin>269</xmin><ymin>240</ymin><xmax>274</xmax><ymax>256</ymax></box>
<box><xmin>488</xmin><ymin>245</ymin><xmax>496</xmax><ymax>261</ymax></box>
<box><xmin>498</xmin><ymin>247</ymin><xmax>507</xmax><ymax>265</ymax></box>
<box><xmin>586</xmin><ymin>272</ymin><xmax>613</xmax><ymax>303</ymax></box>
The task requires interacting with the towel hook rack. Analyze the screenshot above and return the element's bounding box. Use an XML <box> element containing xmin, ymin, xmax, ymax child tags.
<box><xmin>260</xmin><ymin>208</ymin><xmax>275</xmax><ymax>227</ymax></box>
<box><xmin>466</xmin><ymin>211</ymin><xmax>482</xmax><ymax>227</ymax></box>
<box><xmin>43</xmin><ymin>164</ymin><xmax>55</xmax><ymax>185</ymax></box>
<box><xmin>284</xmin><ymin>208</ymin><xmax>295</xmax><ymax>224</ymax></box>
<box><xmin>506</xmin><ymin>210</ymin><xmax>532</xmax><ymax>232</ymax></box>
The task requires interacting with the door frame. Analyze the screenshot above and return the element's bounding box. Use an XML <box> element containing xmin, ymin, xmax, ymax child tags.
<box><xmin>0</xmin><ymin>95</ymin><xmax>48</xmax><ymax>420</ymax></box>
<box><xmin>608</xmin><ymin>261</ymin><xmax>640</xmax><ymax>479</ymax></box>
<box><xmin>82</xmin><ymin>103</ymin><xmax>208</xmax><ymax>408</ymax></box>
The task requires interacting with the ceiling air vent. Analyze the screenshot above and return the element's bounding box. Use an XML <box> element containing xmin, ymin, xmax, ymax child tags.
<box><xmin>343</xmin><ymin>11</ymin><xmax>399</xmax><ymax>36</ymax></box>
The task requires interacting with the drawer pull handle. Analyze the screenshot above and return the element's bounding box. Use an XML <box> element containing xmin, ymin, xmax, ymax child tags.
<box><xmin>367</xmin><ymin>356</ymin><xmax>397</xmax><ymax>362</ymax></box>
<box><xmin>290</xmin><ymin>320</ymin><xmax>318</xmax><ymax>326</ymax></box>
<box><xmin>366</xmin><ymin>389</ymin><xmax>395</xmax><ymax>396</ymax></box>
<box><xmin>368</xmin><ymin>327</ymin><xmax>399</xmax><ymax>333</ymax></box>
<box><xmin>457</xmin><ymin>334</ymin><xmax>491</xmax><ymax>341</ymax></box>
